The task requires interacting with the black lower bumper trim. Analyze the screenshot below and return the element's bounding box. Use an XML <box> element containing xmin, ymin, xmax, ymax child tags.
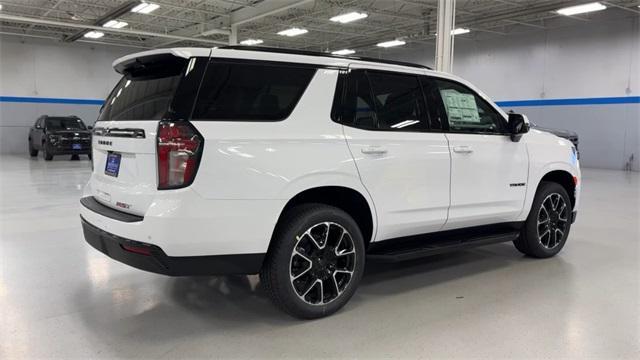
<box><xmin>81</xmin><ymin>217</ymin><xmax>265</xmax><ymax>276</ymax></box>
<box><xmin>81</xmin><ymin>196</ymin><xmax>143</xmax><ymax>223</ymax></box>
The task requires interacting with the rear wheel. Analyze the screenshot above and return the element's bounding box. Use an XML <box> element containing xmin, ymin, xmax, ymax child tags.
<box><xmin>260</xmin><ymin>204</ymin><xmax>365</xmax><ymax>319</ymax></box>
<box><xmin>514</xmin><ymin>181</ymin><xmax>572</xmax><ymax>258</ymax></box>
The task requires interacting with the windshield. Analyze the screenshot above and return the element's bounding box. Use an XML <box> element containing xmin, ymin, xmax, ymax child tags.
<box><xmin>45</xmin><ymin>117</ymin><xmax>87</xmax><ymax>130</ymax></box>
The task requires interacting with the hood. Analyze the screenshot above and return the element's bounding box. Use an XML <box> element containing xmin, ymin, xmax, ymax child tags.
<box><xmin>531</xmin><ymin>125</ymin><xmax>577</xmax><ymax>139</ymax></box>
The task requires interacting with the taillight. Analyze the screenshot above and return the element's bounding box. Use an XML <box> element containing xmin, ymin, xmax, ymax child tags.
<box><xmin>157</xmin><ymin>121</ymin><xmax>203</xmax><ymax>189</ymax></box>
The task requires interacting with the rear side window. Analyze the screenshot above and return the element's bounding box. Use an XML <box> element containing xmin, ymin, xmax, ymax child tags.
<box><xmin>340</xmin><ymin>70</ymin><xmax>377</xmax><ymax>129</ymax></box>
<box><xmin>367</xmin><ymin>71</ymin><xmax>427</xmax><ymax>131</ymax></box>
<box><xmin>336</xmin><ymin>69</ymin><xmax>429</xmax><ymax>132</ymax></box>
<box><xmin>191</xmin><ymin>61</ymin><xmax>316</xmax><ymax>121</ymax></box>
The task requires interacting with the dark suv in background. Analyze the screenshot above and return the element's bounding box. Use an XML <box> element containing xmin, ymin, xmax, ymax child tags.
<box><xmin>28</xmin><ymin>115</ymin><xmax>92</xmax><ymax>160</ymax></box>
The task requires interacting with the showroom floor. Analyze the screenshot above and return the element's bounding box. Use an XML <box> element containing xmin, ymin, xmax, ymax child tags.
<box><xmin>0</xmin><ymin>155</ymin><xmax>638</xmax><ymax>359</ymax></box>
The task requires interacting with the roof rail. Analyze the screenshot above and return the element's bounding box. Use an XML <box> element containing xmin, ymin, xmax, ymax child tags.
<box><xmin>219</xmin><ymin>46</ymin><xmax>433</xmax><ymax>70</ymax></box>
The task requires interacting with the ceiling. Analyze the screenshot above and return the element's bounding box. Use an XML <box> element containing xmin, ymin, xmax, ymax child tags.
<box><xmin>0</xmin><ymin>0</ymin><xmax>638</xmax><ymax>56</ymax></box>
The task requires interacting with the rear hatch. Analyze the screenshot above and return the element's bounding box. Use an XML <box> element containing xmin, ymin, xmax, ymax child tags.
<box><xmin>89</xmin><ymin>49</ymin><xmax>209</xmax><ymax>216</ymax></box>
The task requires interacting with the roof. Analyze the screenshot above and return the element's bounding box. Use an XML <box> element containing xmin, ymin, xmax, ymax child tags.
<box><xmin>113</xmin><ymin>46</ymin><xmax>439</xmax><ymax>76</ymax></box>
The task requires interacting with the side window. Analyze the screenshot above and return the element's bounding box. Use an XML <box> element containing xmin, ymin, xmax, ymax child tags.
<box><xmin>420</xmin><ymin>77</ymin><xmax>444</xmax><ymax>131</ymax></box>
<box><xmin>367</xmin><ymin>71</ymin><xmax>427</xmax><ymax>131</ymax></box>
<box><xmin>340</xmin><ymin>70</ymin><xmax>376</xmax><ymax>129</ymax></box>
<box><xmin>434</xmin><ymin>79</ymin><xmax>506</xmax><ymax>134</ymax></box>
<box><xmin>192</xmin><ymin>61</ymin><xmax>316</xmax><ymax>121</ymax></box>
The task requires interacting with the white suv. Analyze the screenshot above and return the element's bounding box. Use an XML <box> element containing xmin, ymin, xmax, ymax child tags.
<box><xmin>80</xmin><ymin>47</ymin><xmax>580</xmax><ymax>319</ymax></box>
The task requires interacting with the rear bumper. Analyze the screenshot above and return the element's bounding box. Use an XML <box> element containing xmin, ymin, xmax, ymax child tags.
<box><xmin>81</xmin><ymin>216</ymin><xmax>265</xmax><ymax>276</ymax></box>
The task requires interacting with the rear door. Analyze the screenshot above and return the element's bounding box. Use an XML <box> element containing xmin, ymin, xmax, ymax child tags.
<box><xmin>340</xmin><ymin>68</ymin><xmax>451</xmax><ymax>241</ymax></box>
<box><xmin>88</xmin><ymin>53</ymin><xmax>208</xmax><ymax>216</ymax></box>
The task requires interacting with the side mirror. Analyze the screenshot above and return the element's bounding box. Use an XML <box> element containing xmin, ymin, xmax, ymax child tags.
<box><xmin>508</xmin><ymin>113</ymin><xmax>529</xmax><ymax>142</ymax></box>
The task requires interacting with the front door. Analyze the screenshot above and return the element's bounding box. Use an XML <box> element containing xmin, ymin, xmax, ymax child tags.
<box><xmin>429</xmin><ymin>77</ymin><xmax>529</xmax><ymax>229</ymax></box>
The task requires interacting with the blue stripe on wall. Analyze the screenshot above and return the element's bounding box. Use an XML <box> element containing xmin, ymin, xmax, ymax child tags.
<box><xmin>1</xmin><ymin>95</ymin><xmax>639</xmax><ymax>107</ymax></box>
<box><xmin>495</xmin><ymin>96</ymin><xmax>640</xmax><ymax>107</ymax></box>
<box><xmin>0</xmin><ymin>96</ymin><xmax>104</xmax><ymax>106</ymax></box>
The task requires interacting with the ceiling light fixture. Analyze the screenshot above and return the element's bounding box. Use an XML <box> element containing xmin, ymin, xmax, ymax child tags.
<box><xmin>377</xmin><ymin>39</ymin><xmax>406</xmax><ymax>48</ymax></box>
<box><xmin>277</xmin><ymin>28</ymin><xmax>308</xmax><ymax>37</ymax></box>
<box><xmin>84</xmin><ymin>31</ymin><xmax>105</xmax><ymax>39</ymax></box>
<box><xmin>131</xmin><ymin>2</ymin><xmax>160</xmax><ymax>14</ymax></box>
<box><xmin>556</xmin><ymin>2</ymin><xmax>606</xmax><ymax>16</ymax></box>
<box><xmin>240</xmin><ymin>39</ymin><xmax>264</xmax><ymax>45</ymax></box>
<box><xmin>330</xmin><ymin>11</ymin><xmax>368</xmax><ymax>24</ymax></box>
<box><xmin>331</xmin><ymin>49</ymin><xmax>356</xmax><ymax>56</ymax></box>
<box><xmin>102</xmin><ymin>20</ymin><xmax>128</xmax><ymax>29</ymax></box>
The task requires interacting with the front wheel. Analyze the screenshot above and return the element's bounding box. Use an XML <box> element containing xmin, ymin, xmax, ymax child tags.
<box><xmin>28</xmin><ymin>141</ymin><xmax>38</xmax><ymax>157</ymax></box>
<box><xmin>43</xmin><ymin>144</ymin><xmax>53</xmax><ymax>161</ymax></box>
<box><xmin>514</xmin><ymin>181</ymin><xmax>572</xmax><ymax>258</ymax></box>
<box><xmin>260</xmin><ymin>204</ymin><xmax>365</xmax><ymax>319</ymax></box>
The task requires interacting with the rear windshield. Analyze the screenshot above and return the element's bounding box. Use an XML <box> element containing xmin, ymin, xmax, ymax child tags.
<box><xmin>98</xmin><ymin>75</ymin><xmax>181</xmax><ymax>121</ymax></box>
<box><xmin>98</xmin><ymin>55</ymin><xmax>187</xmax><ymax>121</ymax></box>
<box><xmin>191</xmin><ymin>61</ymin><xmax>316</xmax><ymax>121</ymax></box>
<box><xmin>46</xmin><ymin>117</ymin><xmax>87</xmax><ymax>130</ymax></box>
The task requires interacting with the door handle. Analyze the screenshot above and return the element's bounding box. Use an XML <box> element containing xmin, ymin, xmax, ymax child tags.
<box><xmin>361</xmin><ymin>146</ymin><xmax>388</xmax><ymax>155</ymax></box>
<box><xmin>453</xmin><ymin>145</ymin><xmax>473</xmax><ymax>154</ymax></box>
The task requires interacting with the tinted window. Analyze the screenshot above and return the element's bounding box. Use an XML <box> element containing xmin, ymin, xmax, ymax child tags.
<box><xmin>420</xmin><ymin>77</ymin><xmax>445</xmax><ymax>130</ymax></box>
<box><xmin>434</xmin><ymin>79</ymin><xmax>505</xmax><ymax>133</ymax></box>
<box><xmin>368</xmin><ymin>71</ymin><xmax>427</xmax><ymax>131</ymax></box>
<box><xmin>341</xmin><ymin>70</ymin><xmax>377</xmax><ymax>129</ymax></box>
<box><xmin>192</xmin><ymin>61</ymin><xmax>316</xmax><ymax>121</ymax></box>
<box><xmin>45</xmin><ymin>117</ymin><xmax>87</xmax><ymax>130</ymax></box>
<box><xmin>98</xmin><ymin>75</ymin><xmax>182</xmax><ymax>121</ymax></box>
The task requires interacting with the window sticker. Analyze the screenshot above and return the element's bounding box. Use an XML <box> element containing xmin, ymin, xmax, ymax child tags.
<box><xmin>440</xmin><ymin>89</ymin><xmax>480</xmax><ymax>123</ymax></box>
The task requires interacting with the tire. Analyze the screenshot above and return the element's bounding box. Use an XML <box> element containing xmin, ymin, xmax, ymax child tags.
<box><xmin>28</xmin><ymin>141</ymin><xmax>38</xmax><ymax>157</ymax></box>
<box><xmin>43</xmin><ymin>144</ymin><xmax>53</xmax><ymax>161</ymax></box>
<box><xmin>260</xmin><ymin>204</ymin><xmax>365</xmax><ymax>319</ymax></box>
<box><xmin>514</xmin><ymin>181</ymin><xmax>572</xmax><ymax>258</ymax></box>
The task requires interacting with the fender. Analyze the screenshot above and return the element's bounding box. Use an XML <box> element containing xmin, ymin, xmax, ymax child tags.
<box><xmin>275</xmin><ymin>171</ymin><xmax>379</xmax><ymax>242</ymax></box>
<box><xmin>519</xmin><ymin>161</ymin><xmax>579</xmax><ymax>221</ymax></box>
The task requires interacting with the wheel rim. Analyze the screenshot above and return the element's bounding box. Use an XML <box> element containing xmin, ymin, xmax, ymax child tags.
<box><xmin>537</xmin><ymin>193</ymin><xmax>569</xmax><ymax>250</ymax></box>
<box><xmin>289</xmin><ymin>222</ymin><xmax>356</xmax><ymax>306</ymax></box>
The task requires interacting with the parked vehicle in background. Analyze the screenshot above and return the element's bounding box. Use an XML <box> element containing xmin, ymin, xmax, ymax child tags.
<box><xmin>28</xmin><ymin>115</ymin><xmax>92</xmax><ymax>160</ymax></box>
<box><xmin>80</xmin><ymin>47</ymin><xmax>581</xmax><ymax>319</ymax></box>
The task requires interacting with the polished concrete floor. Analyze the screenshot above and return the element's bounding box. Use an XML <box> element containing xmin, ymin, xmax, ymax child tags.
<box><xmin>0</xmin><ymin>154</ymin><xmax>638</xmax><ymax>359</ymax></box>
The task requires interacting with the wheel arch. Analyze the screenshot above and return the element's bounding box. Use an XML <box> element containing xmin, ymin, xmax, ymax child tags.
<box><xmin>539</xmin><ymin>170</ymin><xmax>576</xmax><ymax>208</ymax></box>
<box><xmin>272</xmin><ymin>186</ymin><xmax>376</xmax><ymax>249</ymax></box>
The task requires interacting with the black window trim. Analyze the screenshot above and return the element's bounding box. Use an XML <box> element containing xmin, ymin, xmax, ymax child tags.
<box><xmin>189</xmin><ymin>57</ymin><xmax>322</xmax><ymax>123</ymax></box>
<box><xmin>427</xmin><ymin>75</ymin><xmax>510</xmax><ymax>136</ymax></box>
<box><xmin>332</xmin><ymin>68</ymin><xmax>440</xmax><ymax>134</ymax></box>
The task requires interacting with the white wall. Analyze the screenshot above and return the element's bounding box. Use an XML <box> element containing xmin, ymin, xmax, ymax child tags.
<box><xmin>0</xmin><ymin>35</ymin><xmax>130</xmax><ymax>99</ymax></box>
<box><xmin>390</xmin><ymin>13</ymin><xmax>639</xmax><ymax>170</ymax></box>
<box><xmin>0</xmin><ymin>36</ymin><xmax>132</xmax><ymax>154</ymax></box>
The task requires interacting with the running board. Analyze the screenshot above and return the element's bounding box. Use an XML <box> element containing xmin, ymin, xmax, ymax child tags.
<box><xmin>367</xmin><ymin>223</ymin><xmax>522</xmax><ymax>263</ymax></box>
